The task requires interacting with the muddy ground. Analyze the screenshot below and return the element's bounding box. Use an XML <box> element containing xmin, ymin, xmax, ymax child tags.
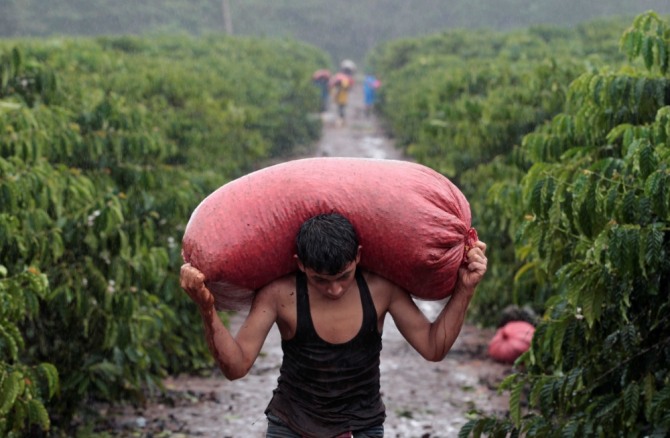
<box><xmin>101</xmin><ymin>83</ymin><xmax>513</xmax><ymax>438</ymax></box>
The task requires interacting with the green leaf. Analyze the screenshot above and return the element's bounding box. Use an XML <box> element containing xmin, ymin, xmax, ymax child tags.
<box><xmin>530</xmin><ymin>376</ymin><xmax>548</xmax><ymax>408</ymax></box>
<box><xmin>88</xmin><ymin>360</ymin><xmax>123</xmax><ymax>378</ymax></box>
<box><xmin>644</xmin><ymin>372</ymin><xmax>656</xmax><ymax>420</ymax></box>
<box><xmin>0</xmin><ymin>371</ymin><xmax>20</xmax><ymax>414</ymax></box>
<box><xmin>499</xmin><ymin>373</ymin><xmax>520</xmax><ymax>391</ymax></box>
<box><xmin>11</xmin><ymin>48</ymin><xmax>22</xmax><ymax>75</ymax></box>
<box><xmin>642</xmin><ymin>35</ymin><xmax>654</xmax><ymax>70</ymax></box>
<box><xmin>531</xmin><ymin>180</ymin><xmax>544</xmax><ymax>215</ymax></box>
<box><xmin>514</xmin><ymin>261</ymin><xmax>538</xmax><ymax>283</ymax></box>
<box><xmin>37</xmin><ymin>364</ymin><xmax>59</xmax><ymax>399</ymax></box>
<box><xmin>644</xmin><ymin>224</ymin><xmax>663</xmax><ymax>270</ymax></box>
<box><xmin>510</xmin><ymin>379</ymin><xmax>524</xmax><ymax>426</ymax></box>
<box><xmin>580</xmin><ymin>281</ymin><xmax>605</xmax><ymax>328</ymax></box>
<box><xmin>645</xmin><ymin>171</ymin><xmax>668</xmax><ymax>218</ymax></box>
<box><xmin>551</xmin><ymin>318</ymin><xmax>570</xmax><ymax>361</ymax></box>
<box><xmin>576</xmin><ymin>181</ymin><xmax>597</xmax><ymax>238</ymax></box>
<box><xmin>459</xmin><ymin>420</ymin><xmax>476</xmax><ymax>438</ymax></box>
<box><xmin>623</xmin><ymin>382</ymin><xmax>641</xmax><ymax>424</ymax></box>
<box><xmin>561</xmin><ymin>421</ymin><xmax>580</xmax><ymax>438</ymax></box>
<box><xmin>659</xmin><ymin>39</ymin><xmax>668</xmax><ymax>74</ymax></box>
<box><xmin>0</xmin><ymin>322</ymin><xmax>21</xmax><ymax>361</ymax></box>
<box><xmin>621</xmin><ymin>191</ymin><xmax>639</xmax><ymax>225</ymax></box>
<box><xmin>562</xmin><ymin>367</ymin><xmax>582</xmax><ymax>401</ymax></box>
<box><xmin>27</xmin><ymin>399</ymin><xmax>50</xmax><ymax>431</ymax></box>
<box><xmin>594</xmin><ymin>395</ymin><xmax>622</xmax><ymax>420</ymax></box>
<box><xmin>639</xmin><ymin>141</ymin><xmax>658</xmax><ymax>179</ymax></box>
<box><xmin>539</xmin><ymin>378</ymin><xmax>556</xmax><ymax>416</ymax></box>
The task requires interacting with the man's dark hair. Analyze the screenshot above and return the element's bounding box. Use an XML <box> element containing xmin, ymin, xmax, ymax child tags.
<box><xmin>295</xmin><ymin>213</ymin><xmax>359</xmax><ymax>275</ymax></box>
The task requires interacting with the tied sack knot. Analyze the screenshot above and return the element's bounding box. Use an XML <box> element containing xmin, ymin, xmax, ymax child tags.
<box><xmin>463</xmin><ymin>227</ymin><xmax>479</xmax><ymax>263</ymax></box>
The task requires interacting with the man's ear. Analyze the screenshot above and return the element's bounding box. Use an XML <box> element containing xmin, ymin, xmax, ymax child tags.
<box><xmin>294</xmin><ymin>254</ymin><xmax>306</xmax><ymax>272</ymax></box>
<box><xmin>355</xmin><ymin>245</ymin><xmax>362</xmax><ymax>264</ymax></box>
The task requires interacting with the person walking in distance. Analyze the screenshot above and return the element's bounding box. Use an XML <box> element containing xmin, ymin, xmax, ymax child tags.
<box><xmin>363</xmin><ymin>74</ymin><xmax>381</xmax><ymax>117</ymax></box>
<box><xmin>312</xmin><ymin>69</ymin><xmax>331</xmax><ymax>113</ymax></box>
<box><xmin>330</xmin><ymin>59</ymin><xmax>356</xmax><ymax>126</ymax></box>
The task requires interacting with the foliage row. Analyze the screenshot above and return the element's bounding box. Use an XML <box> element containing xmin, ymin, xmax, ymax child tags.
<box><xmin>371</xmin><ymin>11</ymin><xmax>670</xmax><ymax>436</ymax></box>
<box><xmin>369</xmin><ymin>18</ymin><xmax>632</xmax><ymax>324</ymax></box>
<box><xmin>0</xmin><ymin>35</ymin><xmax>327</xmax><ymax>435</ymax></box>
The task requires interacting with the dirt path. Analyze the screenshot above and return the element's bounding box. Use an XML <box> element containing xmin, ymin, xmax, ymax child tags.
<box><xmin>102</xmin><ymin>83</ymin><xmax>511</xmax><ymax>438</ymax></box>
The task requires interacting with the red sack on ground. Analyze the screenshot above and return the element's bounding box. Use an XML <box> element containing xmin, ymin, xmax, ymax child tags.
<box><xmin>181</xmin><ymin>157</ymin><xmax>476</xmax><ymax>310</ymax></box>
<box><xmin>487</xmin><ymin>321</ymin><xmax>536</xmax><ymax>364</ymax></box>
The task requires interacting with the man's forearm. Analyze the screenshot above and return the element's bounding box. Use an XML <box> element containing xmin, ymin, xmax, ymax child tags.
<box><xmin>199</xmin><ymin>306</ymin><xmax>245</xmax><ymax>379</ymax></box>
<box><xmin>429</xmin><ymin>286</ymin><xmax>475</xmax><ymax>360</ymax></box>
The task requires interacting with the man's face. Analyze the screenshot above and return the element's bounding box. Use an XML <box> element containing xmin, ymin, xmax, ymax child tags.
<box><xmin>296</xmin><ymin>246</ymin><xmax>361</xmax><ymax>300</ymax></box>
<box><xmin>302</xmin><ymin>261</ymin><xmax>358</xmax><ymax>300</ymax></box>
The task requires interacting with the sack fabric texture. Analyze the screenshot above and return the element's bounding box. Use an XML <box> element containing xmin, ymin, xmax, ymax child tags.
<box><xmin>182</xmin><ymin>157</ymin><xmax>476</xmax><ymax>310</ymax></box>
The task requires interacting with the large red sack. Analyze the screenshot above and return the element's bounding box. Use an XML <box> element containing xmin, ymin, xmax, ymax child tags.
<box><xmin>487</xmin><ymin>321</ymin><xmax>536</xmax><ymax>364</ymax></box>
<box><xmin>181</xmin><ymin>157</ymin><xmax>476</xmax><ymax>310</ymax></box>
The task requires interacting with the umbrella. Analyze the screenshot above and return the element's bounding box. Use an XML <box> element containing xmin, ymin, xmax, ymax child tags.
<box><xmin>329</xmin><ymin>72</ymin><xmax>353</xmax><ymax>88</ymax></box>
<box><xmin>312</xmin><ymin>69</ymin><xmax>331</xmax><ymax>80</ymax></box>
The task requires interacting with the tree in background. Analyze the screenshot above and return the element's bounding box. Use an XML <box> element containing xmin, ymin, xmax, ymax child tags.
<box><xmin>3</xmin><ymin>0</ymin><xmax>669</xmax><ymax>65</ymax></box>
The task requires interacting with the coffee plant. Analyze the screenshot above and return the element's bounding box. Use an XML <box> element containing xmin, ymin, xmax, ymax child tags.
<box><xmin>0</xmin><ymin>34</ymin><xmax>328</xmax><ymax>434</ymax></box>
<box><xmin>459</xmin><ymin>11</ymin><xmax>670</xmax><ymax>437</ymax></box>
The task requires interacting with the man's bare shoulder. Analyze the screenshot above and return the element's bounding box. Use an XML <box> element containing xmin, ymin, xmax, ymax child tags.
<box><xmin>361</xmin><ymin>269</ymin><xmax>406</xmax><ymax>308</ymax></box>
<box><xmin>255</xmin><ymin>273</ymin><xmax>297</xmax><ymax>304</ymax></box>
<box><xmin>361</xmin><ymin>269</ymin><xmax>401</xmax><ymax>290</ymax></box>
<box><xmin>254</xmin><ymin>273</ymin><xmax>298</xmax><ymax>334</ymax></box>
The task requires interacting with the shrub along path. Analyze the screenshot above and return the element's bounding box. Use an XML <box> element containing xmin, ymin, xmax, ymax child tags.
<box><xmin>101</xmin><ymin>83</ymin><xmax>511</xmax><ymax>438</ymax></box>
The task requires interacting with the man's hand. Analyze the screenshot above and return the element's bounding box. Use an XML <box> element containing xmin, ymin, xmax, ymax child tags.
<box><xmin>390</xmin><ymin>239</ymin><xmax>488</xmax><ymax>361</ymax></box>
<box><xmin>456</xmin><ymin>240</ymin><xmax>487</xmax><ymax>296</ymax></box>
<box><xmin>180</xmin><ymin>263</ymin><xmax>215</xmax><ymax>310</ymax></box>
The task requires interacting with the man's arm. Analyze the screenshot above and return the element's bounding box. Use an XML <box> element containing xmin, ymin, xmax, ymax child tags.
<box><xmin>180</xmin><ymin>264</ymin><xmax>277</xmax><ymax>380</ymax></box>
<box><xmin>387</xmin><ymin>241</ymin><xmax>488</xmax><ymax>361</ymax></box>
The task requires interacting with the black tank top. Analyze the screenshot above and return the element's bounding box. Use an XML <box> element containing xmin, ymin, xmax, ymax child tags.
<box><xmin>265</xmin><ymin>268</ymin><xmax>386</xmax><ymax>437</ymax></box>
